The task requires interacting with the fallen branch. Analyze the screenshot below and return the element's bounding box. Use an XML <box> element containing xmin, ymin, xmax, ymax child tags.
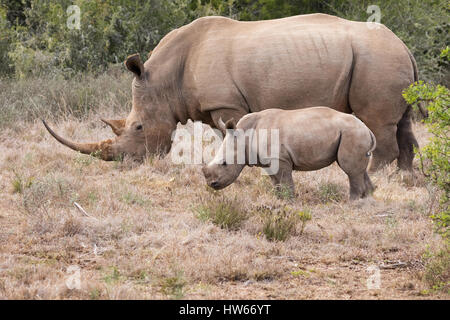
<box><xmin>73</xmin><ymin>202</ymin><xmax>97</xmax><ymax>220</ymax></box>
<box><xmin>379</xmin><ymin>261</ymin><xmax>408</xmax><ymax>269</ymax></box>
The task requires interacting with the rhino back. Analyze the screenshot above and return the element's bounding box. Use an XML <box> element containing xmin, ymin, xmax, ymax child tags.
<box><xmin>149</xmin><ymin>14</ymin><xmax>414</xmax><ymax>125</ymax></box>
<box><xmin>183</xmin><ymin>14</ymin><xmax>358</xmax><ymax>114</ymax></box>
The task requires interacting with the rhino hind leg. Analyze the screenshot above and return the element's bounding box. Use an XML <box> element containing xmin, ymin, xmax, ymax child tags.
<box><xmin>336</xmin><ymin>132</ymin><xmax>373</xmax><ymax>200</ymax></box>
<box><xmin>365</xmin><ymin>123</ymin><xmax>400</xmax><ymax>171</ymax></box>
<box><xmin>396</xmin><ymin>106</ymin><xmax>418</xmax><ymax>171</ymax></box>
<box><xmin>364</xmin><ymin>171</ymin><xmax>375</xmax><ymax>194</ymax></box>
<box><xmin>348</xmin><ymin>174</ymin><xmax>368</xmax><ymax>200</ymax></box>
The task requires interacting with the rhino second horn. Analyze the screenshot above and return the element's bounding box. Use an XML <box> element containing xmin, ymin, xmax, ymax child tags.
<box><xmin>101</xmin><ymin>118</ymin><xmax>125</xmax><ymax>136</ymax></box>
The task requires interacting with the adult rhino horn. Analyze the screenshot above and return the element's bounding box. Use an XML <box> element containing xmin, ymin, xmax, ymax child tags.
<box><xmin>101</xmin><ymin>118</ymin><xmax>126</xmax><ymax>136</ymax></box>
<box><xmin>42</xmin><ymin>120</ymin><xmax>118</xmax><ymax>161</ymax></box>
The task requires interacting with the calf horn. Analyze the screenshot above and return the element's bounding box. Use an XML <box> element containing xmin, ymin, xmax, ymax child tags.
<box><xmin>42</xmin><ymin>120</ymin><xmax>117</xmax><ymax>161</ymax></box>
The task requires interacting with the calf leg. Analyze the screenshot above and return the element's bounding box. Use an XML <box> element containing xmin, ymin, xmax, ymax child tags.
<box><xmin>364</xmin><ymin>171</ymin><xmax>375</xmax><ymax>195</ymax></box>
<box><xmin>348</xmin><ymin>173</ymin><xmax>368</xmax><ymax>200</ymax></box>
<box><xmin>266</xmin><ymin>160</ymin><xmax>295</xmax><ymax>198</ymax></box>
<box><xmin>337</xmin><ymin>133</ymin><xmax>373</xmax><ymax>200</ymax></box>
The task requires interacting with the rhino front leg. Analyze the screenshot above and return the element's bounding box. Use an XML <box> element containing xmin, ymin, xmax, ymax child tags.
<box><xmin>267</xmin><ymin>160</ymin><xmax>295</xmax><ymax>198</ymax></box>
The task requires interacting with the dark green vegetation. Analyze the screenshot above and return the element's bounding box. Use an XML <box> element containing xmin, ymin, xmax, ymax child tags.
<box><xmin>0</xmin><ymin>0</ymin><xmax>448</xmax><ymax>83</ymax></box>
<box><xmin>403</xmin><ymin>62</ymin><xmax>449</xmax><ymax>291</ymax></box>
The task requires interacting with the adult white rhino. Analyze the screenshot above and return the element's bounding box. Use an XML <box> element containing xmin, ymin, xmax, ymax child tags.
<box><xmin>43</xmin><ymin>13</ymin><xmax>419</xmax><ymax>170</ymax></box>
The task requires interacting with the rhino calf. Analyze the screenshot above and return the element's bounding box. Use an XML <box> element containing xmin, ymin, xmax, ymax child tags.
<box><xmin>202</xmin><ymin>107</ymin><xmax>376</xmax><ymax>200</ymax></box>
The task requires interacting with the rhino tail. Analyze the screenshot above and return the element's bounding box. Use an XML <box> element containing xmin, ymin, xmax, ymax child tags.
<box><xmin>366</xmin><ymin>129</ymin><xmax>376</xmax><ymax>157</ymax></box>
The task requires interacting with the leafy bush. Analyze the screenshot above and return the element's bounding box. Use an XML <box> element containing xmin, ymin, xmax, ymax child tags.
<box><xmin>159</xmin><ymin>270</ymin><xmax>187</xmax><ymax>299</ymax></box>
<box><xmin>1</xmin><ymin>0</ymin><xmax>447</xmax><ymax>83</ymax></box>
<box><xmin>259</xmin><ymin>205</ymin><xmax>311</xmax><ymax>241</ymax></box>
<box><xmin>422</xmin><ymin>248</ymin><xmax>449</xmax><ymax>291</ymax></box>
<box><xmin>0</xmin><ymin>5</ymin><xmax>13</xmax><ymax>75</ymax></box>
<box><xmin>194</xmin><ymin>193</ymin><xmax>248</xmax><ymax>230</ymax></box>
<box><xmin>272</xmin><ymin>183</ymin><xmax>295</xmax><ymax>200</ymax></box>
<box><xmin>403</xmin><ymin>80</ymin><xmax>449</xmax><ymax>239</ymax></box>
<box><xmin>1</xmin><ymin>0</ymin><xmax>210</xmax><ymax>77</ymax></box>
<box><xmin>403</xmin><ymin>55</ymin><xmax>449</xmax><ymax>291</ymax></box>
<box><xmin>318</xmin><ymin>182</ymin><xmax>344</xmax><ymax>203</ymax></box>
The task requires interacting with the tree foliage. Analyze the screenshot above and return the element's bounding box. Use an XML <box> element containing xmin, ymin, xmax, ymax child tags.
<box><xmin>403</xmin><ymin>58</ymin><xmax>449</xmax><ymax>240</ymax></box>
<box><xmin>0</xmin><ymin>0</ymin><xmax>448</xmax><ymax>82</ymax></box>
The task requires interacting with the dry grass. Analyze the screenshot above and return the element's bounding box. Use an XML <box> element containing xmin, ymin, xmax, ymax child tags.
<box><xmin>0</xmin><ymin>79</ymin><xmax>448</xmax><ymax>299</ymax></box>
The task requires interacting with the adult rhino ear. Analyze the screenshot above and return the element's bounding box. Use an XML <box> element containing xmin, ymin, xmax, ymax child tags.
<box><xmin>101</xmin><ymin>118</ymin><xmax>126</xmax><ymax>136</ymax></box>
<box><xmin>125</xmin><ymin>53</ymin><xmax>144</xmax><ymax>78</ymax></box>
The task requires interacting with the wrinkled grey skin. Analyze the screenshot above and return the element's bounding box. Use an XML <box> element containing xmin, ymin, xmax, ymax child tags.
<box><xmin>44</xmin><ymin>14</ymin><xmax>417</xmax><ymax>170</ymax></box>
<box><xmin>202</xmin><ymin>108</ymin><xmax>376</xmax><ymax>200</ymax></box>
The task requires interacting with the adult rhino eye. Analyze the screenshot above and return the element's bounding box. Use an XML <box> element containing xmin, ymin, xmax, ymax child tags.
<box><xmin>136</xmin><ymin>125</ymin><xmax>143</xmax><ymax>131</ymax></box>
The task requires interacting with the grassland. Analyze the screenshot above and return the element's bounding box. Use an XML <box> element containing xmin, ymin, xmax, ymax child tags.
<box><xmin>0</xmin><ymin>71</ymin><xmax>448</xmax><ymax>299</ymax></box>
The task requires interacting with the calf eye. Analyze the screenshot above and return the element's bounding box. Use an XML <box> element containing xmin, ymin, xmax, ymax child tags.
<box><xmin>136</xmin><ymin>125</ymin><xmax>143</xmax><ymax>131</ymax></box>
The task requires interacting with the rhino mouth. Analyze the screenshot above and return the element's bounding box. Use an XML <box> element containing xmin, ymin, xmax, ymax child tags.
<box><xmin>208</xmin><ymin>180</ymin><xmax>230</xmax><ymax>190</ymax></box>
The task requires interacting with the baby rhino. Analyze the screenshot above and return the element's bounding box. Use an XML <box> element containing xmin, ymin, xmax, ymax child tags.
<box><xmin>202</xmin><ymin>107</ymin><xmax>376</xmax><ymax>200</ymax></box>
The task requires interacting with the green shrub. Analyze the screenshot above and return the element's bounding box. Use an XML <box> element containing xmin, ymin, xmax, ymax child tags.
<box><xmin>403</xmin><ymin>58</ymin><xmax>449</xmax><ymax>291</ymax></box>
<box><xmin>318</xmin><ymin>182</ymin><xmax>343</xmax><ymax>203</ymax></box>
<box><xmin>11</xmin><ymin>171</ymin><xmax>34</xmax><ymax>194</ymax></box>
<box><xmin>0</xmin><ymin>5</ymin><xmax>13</xmax><ymax>76</ymax></box>
<box><xmin>403</xmin><ymin>80</ymin><xmax>449</xmax><ymax>240</ymax></box>
<box><xmin>0</xmin><ymin>0</ymin><xmax>213</xmax><ymax>77</ymax></box>
<box><xmin>1</xmin><ymin>0</ymin><xmax>447</xmax><ymax>84</ymax></box>
<box><xmin>159</xmin><ymin>269</ymin><xmax>187</xmax><ymax>299</ymax></box>
<box><xmin>422</xmin><ymin>248</ymin><xmax>449</xmax><ymax>291</ymax></box>
<box><xmin>194</xmin><ymin>193</ymin><xmax>248</xmax><ymax>230</ymax></box>
<box><xmin>272</xmin><ymin>183</ymin><xmax>295</xmax><ymax>200</ymax></box>
<box><xmin>259</xmin><ymin>205</ymin><xmax>311</xmax><ymax>241</ymax></box>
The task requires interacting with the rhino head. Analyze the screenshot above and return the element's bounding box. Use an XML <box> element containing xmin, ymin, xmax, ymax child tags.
<box><xmin>202</xmin><ymin>118</ymin><xmax>246</xmax><ymax>190</ymax></box>
<box><xmin>43</xmin><ymin>54</ymin><xmax>177</xmax><ymax>161</ymax></box>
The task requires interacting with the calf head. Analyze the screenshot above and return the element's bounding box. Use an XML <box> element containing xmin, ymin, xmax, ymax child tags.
<box><xmin>202</xmin><ymin>118</ymin><xmax>246</xmax><ymax>190</ymax></box>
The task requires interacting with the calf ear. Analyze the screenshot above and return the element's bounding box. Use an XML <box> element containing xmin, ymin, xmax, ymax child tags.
<box><xmin>225</xmin><ymin>118</ymin><xmax>236</xmax><ymax>130</ymax></box>
<box><xmin>218</xmin><ymin>117</ymin><xmax>227</xmax><ymax>132</ymax></box>
<box><xmin>125</xmin><ymin>54</ymin><xmax>144</xmax><ymax>78</ymax></box>
<box><xmin>101</xmin><ymin>118</ymin><xmax>126</xmax><ymax>136</ymax></box>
